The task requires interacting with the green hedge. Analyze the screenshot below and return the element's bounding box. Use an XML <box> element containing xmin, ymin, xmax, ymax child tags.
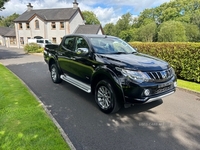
<box><xmin>129</xmin><ymin>42</ymin><xmax>200</xmax><ymax>83</ymax></box>
<box><xmin>24</xmin><ymin>43</ymin><xmax>43</xmax><ymax>53</ymax></box>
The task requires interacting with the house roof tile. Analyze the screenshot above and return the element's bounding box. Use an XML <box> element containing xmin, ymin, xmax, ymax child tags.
<box><xmin>14</xmin><ymin>8</ymin><xmax>79</xmax><ymax>22</ymax></box>
<box><xmin>4</xmin><ymin>28</ymin><xmax>16</xmax><ymax>37</ymax></box>
<box><xmin>74</xmin><ymin>25</ymin><xmax>103</xmax><ymax>34</ymax></box>
<box><xmin>0</xmin><ymin>27</ymin><xmax>13</xmax><ymax>36</ymax></box>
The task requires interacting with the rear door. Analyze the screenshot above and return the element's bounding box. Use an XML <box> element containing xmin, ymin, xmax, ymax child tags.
<box><xmin>57</xmin><ymin>36</ymin><xmax>76</xmax><ymax>76</ymax></box>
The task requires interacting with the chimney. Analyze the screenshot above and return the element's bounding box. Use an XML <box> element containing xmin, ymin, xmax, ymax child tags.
<box><xmin>73</xmin><ymin>0</ymin><xmax>78</xmax><ymax>9</ymax></box>
<box><xmin>27</xmin><ymin>3</ymin><xmax>33</xmax><ymax>11</ymax></box>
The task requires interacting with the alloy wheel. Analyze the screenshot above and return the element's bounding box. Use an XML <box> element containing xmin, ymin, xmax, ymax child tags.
<box><xmin>97</xmin><ymin>86</ymin><xmax>112</xmax><ymax>110</ymax></box>
<box><xmin>51</xmin><ymin>67</ymin><xmax>57</xmax><ymax>81</ymax></box>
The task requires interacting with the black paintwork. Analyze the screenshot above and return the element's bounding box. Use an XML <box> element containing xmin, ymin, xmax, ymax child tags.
<box><xmin>44</xmin><ymin>34</ymin><xmax>176</xmax><ymax>105</ymax></box>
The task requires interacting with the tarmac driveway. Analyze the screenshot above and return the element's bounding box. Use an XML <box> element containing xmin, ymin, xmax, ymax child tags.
<box><xmin>0</xmin><ymin>46</ymin><xmax>200</xmax><ymax>150</ymax></box>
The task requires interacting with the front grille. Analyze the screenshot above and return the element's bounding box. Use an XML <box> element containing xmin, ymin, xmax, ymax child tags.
<box><xmin>145</xmin><ymin>68</ymin><xmax>173</xmax><ymax>82</ymax></box>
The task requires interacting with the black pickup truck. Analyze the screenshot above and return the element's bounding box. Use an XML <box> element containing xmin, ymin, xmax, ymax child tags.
<box><xmin>44</xmin><ymin>34</ymin><xmax>177</xmax><ymax>113</ymax></box>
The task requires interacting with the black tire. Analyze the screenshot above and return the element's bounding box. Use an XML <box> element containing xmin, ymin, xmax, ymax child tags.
<box><xmin>50</xmin><ymin>64</ymin><xmax>62</xmax><ymax>83</ymax></box>
<box><xmin>95</xmin><ymin>80</ymin><xmax>121</xmax><ymax>114</ymax></box>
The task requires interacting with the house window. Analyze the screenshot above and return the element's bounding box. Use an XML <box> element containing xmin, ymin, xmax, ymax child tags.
<box><xmin>20</xmin><ymin>37</ymin><xmax>24</xmax><ymax>45</ymax></box>
<box><xmin>35</xmin><ymin>20</ymin><xmax>39</xmax><ymax>29</ymax></box>
<box><xmin>19</xmin><ymin>23</ymin><xmax>22</xmax><ymax>29</ymax></box>
<box><xmin>52</xmin><ymin>37</ymin><xmax>56</xmax><ymax>43</ymax></box>
<box><xmin>60</xmin><ymin>37</ymin><xmax>63</xmax><ymax>42</ymax></box>
<box><xmin>26</xmin><ymin>23</ymin><xmax>30</xmax><ymax>29</ymax></box>
<box><xmin>60</xmin><ymin>22</ymin><xmax>64</xmax><ymax>29</ymax></box>
<box><xmin>51</xmin><ymin>22</ymin><xmax>56</xmax><ymax>29</ymax></box>
<box><xmin>10</xmin><ymin>37</ymin><xmax>16</xmax><ymax>45</ymax></box>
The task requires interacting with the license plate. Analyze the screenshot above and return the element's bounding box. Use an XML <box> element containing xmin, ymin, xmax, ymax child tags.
<box><xmin>158</xmin><ymin>82</ymin><xmax>172</xmax><ymax>88</ymax></box>
<box><xmin>156</xmin><ymin>86</ymin><xmax>172</xmax><ymax>94</ymax></box>
<box><xmin>156</xmin><ymin>82</ymin><xmax>173</xmax><ymax>94</ymax></box>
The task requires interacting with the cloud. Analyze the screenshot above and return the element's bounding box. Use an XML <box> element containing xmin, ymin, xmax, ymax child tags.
<box><xmin>80</xmin><ymin>6</ymin><xmax>121</xmax><ymax>26</ymax></box>
<box><xmin>78</xmin><ymin>0</ymin><xmax>171</xmax><ymax>13</ymax></box>
<box><xmin>1</xmin><ymin>0</ymin><xmax>171</xmax><ymax>26</ymax></box>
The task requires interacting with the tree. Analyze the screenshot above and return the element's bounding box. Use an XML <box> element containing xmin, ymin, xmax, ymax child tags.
<box><xmin>103</xmin><ymin>23</ymin><xmax>115</xmax><ymax>35</ymax></box>
<box><xmin>114</xmin><ymin>13</ymin><xmax>133</xmax><ymax>36</ymax></box>
<box><xmin>0</xmin><ymin>0</ymin><xmax>9</xmax><ymax>11</ymax></box>
<box><xmin>136</xmin><ymin>8</ymin><xmax>156</xmax><ymax>26</ymax></box>
<box><xmin>129</xmin><ymin>28</ymin><xmax>139</xmax><ymax>41</ymax></box>
<box><xmin>137</xmin><ymin>0</ymin><xmax>200</xmax><ymax>24</ymax></box>
<box><xmin>133</xmin><ymin>0</ymin><xmax>200</xmax><ymax>42</ymax></box>
<box><xmin>138</xmin><ymin>22</ymin><xmax>157</xmax><ymax>42</ymax></box>
<box><xmin>82</xmin><ymin>11</ymin><xmax>100</xmax><ymax>25</ymax></box>
<box><xmin>119</xmin><ymin>29</ymin><xmax>133</xmax><ymax>42</ymax></box>
<box><xmin>0</xmin><ymin>13</ymin><xmax>19</xmax><ymax>27</ymax></box>
<box><xmin>190</xmin><ymin>9</ymin><xmax>200</xmax><ymax>29</ymax></box>
<box><xmin>184</xmin><ymin>23</ymin><xmax>200</xmax><ymax>42</ymax></box>
<box><xmin>158</xmin><ymin>21</ymin><xmax>186</xmax><ymax>42</ymax></box>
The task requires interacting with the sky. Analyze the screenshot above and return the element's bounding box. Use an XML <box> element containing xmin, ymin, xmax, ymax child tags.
<box><xmin>0</xmin><ymin>0</ymin><xmax>171</xmax><ymax>26</ymax></box>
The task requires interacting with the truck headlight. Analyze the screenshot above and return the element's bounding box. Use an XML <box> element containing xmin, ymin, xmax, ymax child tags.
<box><xmin>116</xmin><ymin>67</ymin><xmax>149</xmax><ymax>83</ymax></box>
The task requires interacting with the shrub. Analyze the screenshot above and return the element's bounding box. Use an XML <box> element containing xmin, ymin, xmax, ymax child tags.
<box><xmin>129</xmin><ymin>42</ymin><xmax>200</xmax><ymax>83</ymax></box>
<box><xmin>24</xmin><ymin>43</ymin><xmax>43</xmax><ymax>53</ymax></box>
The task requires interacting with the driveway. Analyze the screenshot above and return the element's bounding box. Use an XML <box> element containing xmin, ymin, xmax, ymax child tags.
<box><xmin>0</xmin><ymin>46</ymin><xmax>200</xmax><ymax>150</ymax></box>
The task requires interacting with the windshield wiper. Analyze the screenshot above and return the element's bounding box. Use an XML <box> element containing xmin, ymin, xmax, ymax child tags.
<box><xmin>131</xmin><ymin>51</ymin><xmax>137</xmax><ymax>54</ymax></box>
<box><xmin>111</xmin><ymin>52</ymin><xmax>128</xmax><ymax>54</ymax></box>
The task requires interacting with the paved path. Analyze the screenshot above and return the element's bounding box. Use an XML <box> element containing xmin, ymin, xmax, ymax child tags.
<box><xmin>1</xmin><ymin>46</ymin><xmax>200</xmax><ymax>150</ymax></box>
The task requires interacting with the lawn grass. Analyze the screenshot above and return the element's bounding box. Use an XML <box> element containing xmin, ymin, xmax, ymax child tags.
<box><xmin>0</xmin><ymin>64</ymin><xmax>70</xmax><ymax>150</ymax></box>
<box><xmin>178</xmin><ymin>79</ymin><xmax>200</xmax><ymax>93</ymax></box>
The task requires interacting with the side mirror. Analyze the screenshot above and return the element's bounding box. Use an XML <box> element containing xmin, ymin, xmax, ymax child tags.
<box><xmin>76</xmin><ymin>48</ymin><xmax>89</xmax><ymax>55</ymax></box>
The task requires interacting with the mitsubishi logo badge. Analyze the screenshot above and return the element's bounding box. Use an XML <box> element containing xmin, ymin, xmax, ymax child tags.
<box><xmin>161</xmin><ymin>71</ymin><xmax>167</xmax><ymax>79</ymax></box>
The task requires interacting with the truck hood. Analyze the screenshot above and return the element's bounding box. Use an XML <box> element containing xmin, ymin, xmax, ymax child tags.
<box><xmin>97</xmin><ymin>53</ymin><xmax>170</xmax><ymax>71</ymax></box>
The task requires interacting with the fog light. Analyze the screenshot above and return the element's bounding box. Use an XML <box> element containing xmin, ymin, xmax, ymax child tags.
<box><xmin>174</xmin><ymin>82</ymin><xmax>177</xmax><ymax>87</ymax></box>
<box><xmin>144</xmin><ymin>89</ymin><xmax>150</xmax><ymax>96</ymax></box>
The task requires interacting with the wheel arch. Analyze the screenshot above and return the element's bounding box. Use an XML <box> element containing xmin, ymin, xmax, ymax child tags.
<box><xmin>48</xmin><ymin>58</ymin><xmax>63</xmax><ymax>74</ymax></box>
<box><xmin>91</xmin><ymin>68</ymin><xmax>125</xmax><ymax>103</ymax></box>
<box><xmin>48</xmin><ymin>58</ymin><xmax>56</xmax><ymax>70</ymax></box>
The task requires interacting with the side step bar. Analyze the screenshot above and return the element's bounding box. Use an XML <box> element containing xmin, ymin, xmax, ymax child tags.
<box><xmin>60</xmin><ymin>74</ymin><xmax>91</xmax><ymax>93</ymax></box>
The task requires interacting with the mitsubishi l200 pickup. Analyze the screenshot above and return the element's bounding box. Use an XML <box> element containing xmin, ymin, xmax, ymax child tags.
<box><xmin>44</xmin><ymin>34</ymin><xmax>177</xmax><ymax>113</ymax></box>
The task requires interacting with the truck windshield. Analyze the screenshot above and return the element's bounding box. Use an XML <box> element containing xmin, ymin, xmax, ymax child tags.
<box><xmin>89</xmin><ymin>37</ymin><xmax>137</xmax><ymax>54</ymax></box>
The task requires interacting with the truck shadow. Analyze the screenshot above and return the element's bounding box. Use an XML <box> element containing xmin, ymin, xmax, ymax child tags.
<box><xmin>119</xmin><ymin>100</ymin><xmax>163</xmax><ymax>114</ymax></box>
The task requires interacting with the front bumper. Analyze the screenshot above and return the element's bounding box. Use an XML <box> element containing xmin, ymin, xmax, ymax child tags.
<box><xmin>143</xmin><ymin>91</ymin><xmax>175</xmax><ymax>104</ymax></box>
<box><xmin>122</xmin><ymin>77</ymin><xmax>177</xmax><ymax>104</ymax></box>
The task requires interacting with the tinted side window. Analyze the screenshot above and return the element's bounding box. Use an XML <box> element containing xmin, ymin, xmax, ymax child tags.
<box><xmin>37</xmin><ymin>40</ymin><xmax>43</xmax><ymax>43</ymax></box>
<box><xmin>45</xmin><ymin>40</ymin><xmax>50</xmax><ymax>43</ymax></box>
<box><xmin>76</xmin><ymin>37</ymin><xmax>89</xmax><ymax>49</ymax></box>
<box><xmin>63</xmin><ymin>37</ymin><xmax>75</xmax><ymax>51</ymax></box>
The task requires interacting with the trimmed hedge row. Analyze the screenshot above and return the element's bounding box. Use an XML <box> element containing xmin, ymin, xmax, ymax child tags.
<box><xmin>24</xmin><ymin>43</ymin><xmax>43</xmax><ymax>53</ymax></box>
<box><xmin>129</xmin><ymin>42</ymin><xmax>200</xmax><ymax>83</ymax></box>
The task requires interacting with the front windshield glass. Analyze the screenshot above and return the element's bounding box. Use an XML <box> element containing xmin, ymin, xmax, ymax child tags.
<box><xmin>89</xmin><ymin>37</ymin><xmax>137</xmax><ymax>54</ymax></box>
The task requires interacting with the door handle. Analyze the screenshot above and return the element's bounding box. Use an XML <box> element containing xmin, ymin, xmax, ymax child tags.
<box><xmin>70</xmin><ymin>57</ymin><xmax>76</xmax><ymax>60</ymax></box>
<box><xmin>58</xmin><ymin>52</ymin><xmax>63</xmax><ymax>55</ymax></box>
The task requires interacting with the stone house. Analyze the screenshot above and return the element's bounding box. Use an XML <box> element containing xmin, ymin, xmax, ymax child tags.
<box><xmin>0</xmin><ymin>27</ymin><xmax>16</xmax><ymax>47</ymax></box>
<box><xmin>1</xmin><ymin>1</ymin><xmax>103</xmax><ymax>48</ymax></box>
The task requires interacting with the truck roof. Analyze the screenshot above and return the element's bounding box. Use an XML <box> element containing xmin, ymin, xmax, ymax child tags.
<box><xmin>63</xmin><ymin>34</ymin><xmax>116</xmax><ymax>39</ymax></box>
